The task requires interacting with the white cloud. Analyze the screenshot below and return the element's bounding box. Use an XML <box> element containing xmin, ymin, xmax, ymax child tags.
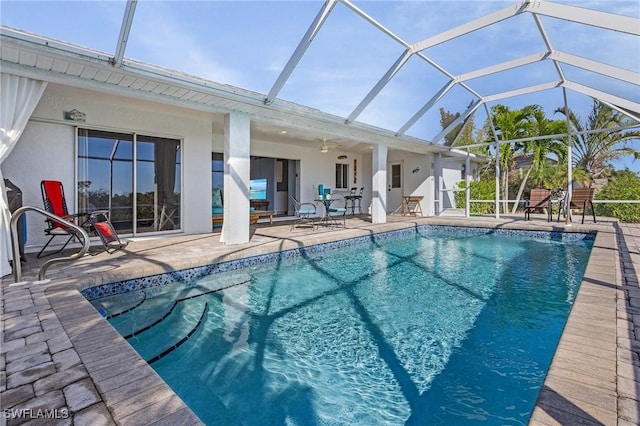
<box><xmin>126</xmin><ymin>3</ymin><xmax>243</xmax><ymax>86</ymax></box>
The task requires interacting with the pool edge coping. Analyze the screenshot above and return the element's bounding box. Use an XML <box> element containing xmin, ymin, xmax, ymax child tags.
<box><xmin>37</xmin><ymin>218</ymin><xmax>623</xmax><ymax>425</ymax></box>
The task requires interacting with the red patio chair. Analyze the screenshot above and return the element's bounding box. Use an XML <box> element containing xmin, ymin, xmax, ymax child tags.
<box><xmin>38</xmin><ymin>180</ymin><xmax>91</xmax><ymax>258</ymax></box>
<box><xmin>89</xmin><ymin>212</ymin><xmax>128</xmax><ymax>254</ymax></box>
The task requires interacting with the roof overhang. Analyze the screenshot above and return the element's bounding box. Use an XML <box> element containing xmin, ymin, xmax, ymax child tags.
<box><xmin>0</xmin><ymin>26</ymin><xmax>450</xmax><ymax>156</ymax></box>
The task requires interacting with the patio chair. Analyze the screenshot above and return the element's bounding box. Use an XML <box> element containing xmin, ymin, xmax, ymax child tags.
<box><xmin>89</xmin><ymin>212</ymin><xmax>128</xmax><ymax>253</ymax></box>
<box><xmin>524</xmin><ymin>188</ymin><xmax>552</xmax><ymax>221</ymax></box>
<box><xmin>38</xmin><ymin>180</ymin><xmax>91</xmax><ymax>258</ymax></box>
<box><xmin>558</xmin><ymin>187</ymin><xmax>596</xmax><ymax>224</ymax></box>
<box><xmin>353</xmin><ymin>187</ymin><xmax>364</xmax><ymax>214</ymax></box>
<box><xmin>290</xmin><ymin>195</ymin><xmax>317</xmax><ymax>230</ymax></box>
<box><xmin>328</xmin><ymin>194</ymin><xmax>348</xmax><ymax>227</ymax></box>
<box><xmin>344</xmin><ymin>188</ymin><xmax>357</xmax><ymax>215</ymax></box>
<box><xmin>344</xmin><ymin>187</ymin><xmax>364</xmax><ymax>215</ymax></box>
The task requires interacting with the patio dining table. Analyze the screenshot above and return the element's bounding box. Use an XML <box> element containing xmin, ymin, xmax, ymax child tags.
<box><xmin>315</xmin><ymin>197</ymin><xmax>341</xmax><ymax>227</ymax></box>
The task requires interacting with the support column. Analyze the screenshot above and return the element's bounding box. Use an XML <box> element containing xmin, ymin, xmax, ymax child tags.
<box><xmin>371</xmin><ymin>144</ymin><xmax>387</xmax><ymax>224</ymax></box>
<box><xmin>434</xmin><ymin>154</ymin><xmax>442</xmax><ymax>216</ymax></box>
<box><xmin>465</xmin><ymin>151</ymin><xmax>471</xmax><ymax>218</ymax></box>
<box><xmin>562</xmin><ymin>88</ymin><xmax>573</xmax><ymax>225</ymax></box>
<box><xmin>495</xmin><ymin>143</ymin><xmax>500</xmax><ymax>219</ymax></box>
<box><xmin>220</xmin><ymin>112</ymin><xmax>250</xmax><ymax>244</ymax></box>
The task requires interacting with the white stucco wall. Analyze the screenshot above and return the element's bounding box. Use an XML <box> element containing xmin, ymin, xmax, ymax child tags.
<box><xmin>5</xmin><ymin>82</ymin><xmax>442</xmax><ymax>254</ymax></box>
<box><xmin>387</xmin><ymin>150</ymin><xmax>433</xmax><ymax>215</ymax></box>
<box><xmin>215</xmin><ymin>139</ymin><xmax>368</xmax><ymax>216</ymax></box>
<box><xmin>3</xmin><ymin>122</ymin><xmax>75</xmax><ymax>249</ymax></box>
<box><xmin>4</xmin><ymin>83</ymin><xmax>214</xmax><ymax>251</ymax></box>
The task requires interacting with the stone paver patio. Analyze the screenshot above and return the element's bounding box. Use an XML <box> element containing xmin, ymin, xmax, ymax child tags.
<box><xmin>1</xmin><ymin>215</ymin><xmax>638</xmax><ymax>425</ymax></box>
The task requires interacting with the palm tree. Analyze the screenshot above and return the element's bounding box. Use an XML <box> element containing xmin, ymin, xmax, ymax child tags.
<box><xmin>556</xmin><ymin>101</ymin><xmax>640</xmax><ymax>180</ymax></box>
<box><xmin>510</xmin><ymin>105</ymin><xmax>567</xmax><ymax>213</ymax></box>
<box><xmin>484</xmin><ymin>105</ymin><xmax>536</xmax><ymax>213</ymax></box>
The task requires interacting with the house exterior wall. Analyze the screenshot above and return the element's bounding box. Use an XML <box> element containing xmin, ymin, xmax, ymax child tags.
<box><xmin>442</xmin><ymin>164</ymin><xmax>462</xmax><ymax>209</ymax></box>
<box><xmin>440</xmin><ymin>156</ymin><xmax>480</xmax><ymax>210</ymax></box>
<box><xmin>4</xmin><ymin>83</ymin><xmax>378</xmax><ymax>252</ymax></box>
<box><xmin>227</xmin><ymin>140</ymin><xmax>369</xmax><ymax>215</ymax></box>
<box><xmin>3</xmin><ymin>81</ymin><xmax>470</xmax><ymax>253</ymax></box>
<box><xmin>4</xmin><ymin>83</ymin><xmax>214</xmax><ymax>251</ymax></box>
<box><xmin>387</xmin><ymin>150</ymin><xmax>434</xmax><ymax>215</ymax></box>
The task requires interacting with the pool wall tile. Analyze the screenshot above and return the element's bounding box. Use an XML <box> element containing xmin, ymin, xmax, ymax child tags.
<box><xmin>82</xmin><ymin>225</ymin><xmax>594</xmax><ymax>302</ymax></box>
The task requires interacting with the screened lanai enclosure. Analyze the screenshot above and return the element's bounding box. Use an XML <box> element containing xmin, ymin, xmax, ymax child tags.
<box><xmin>0</xmin><ymin>0</ymin><xmax>639</xmax><ymax>275</ymax></box>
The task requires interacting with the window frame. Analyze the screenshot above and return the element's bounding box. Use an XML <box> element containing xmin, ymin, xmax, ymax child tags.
<box><xmin>76</xmin><ymin>127</ymin><xmax>182</xmax><ymax>235</ymax></box>
<box><xmin>335</xmin><ymin>163</ymin><xmax>348</xmax><ymax>189</ymax></box>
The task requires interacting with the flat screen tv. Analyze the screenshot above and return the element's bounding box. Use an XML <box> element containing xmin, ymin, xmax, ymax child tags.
<box><xmin>250</xmin><ymin>178</ymin><xmax>267</xmax><ymax>200</ymax></box>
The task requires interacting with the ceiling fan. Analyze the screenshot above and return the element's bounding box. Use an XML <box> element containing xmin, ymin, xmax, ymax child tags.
<box><xmin>317</xmin><ymin>138</ymin><xmax>340</xmax><ymax>153</ymax></box>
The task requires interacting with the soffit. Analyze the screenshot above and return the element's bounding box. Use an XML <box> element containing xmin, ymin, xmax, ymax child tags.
<box><xmin>0</xmin><ymin>27</ymin><xmax>447</xmax><ymax>155</ymax></box>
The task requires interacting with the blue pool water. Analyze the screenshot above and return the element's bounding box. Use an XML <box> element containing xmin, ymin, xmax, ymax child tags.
<box><xmin>89</xmin><ymin>227</ymin><xmax>593</xmax><ymax>425</ymax></box>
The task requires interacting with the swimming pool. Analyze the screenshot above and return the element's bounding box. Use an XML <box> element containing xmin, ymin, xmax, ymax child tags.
<box><xmin>86</xmin><ymin>226</ymin><xmax>593</xmax><ymax>425</ymax></box>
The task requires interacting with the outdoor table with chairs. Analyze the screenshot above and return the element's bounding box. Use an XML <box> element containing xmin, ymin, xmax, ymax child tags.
<box><xmin>314</xmin><ymin>193</ymin><xmax>346</xmax><ymax>228</ymax></box>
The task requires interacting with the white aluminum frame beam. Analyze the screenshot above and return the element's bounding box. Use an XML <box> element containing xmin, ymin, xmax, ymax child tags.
<box><xmin>112</xmin><ymin>0</ymin><xmax>137</xmax><ymax>67</ymax></box>
<box><xmin>483</xmin><ymin>81</ymin><xmax>561</xmax><ymax>103</ymax></box>
<box><xmin>347</xmin><ymin>49</ymin><xmax>413</xmax><ymax>124</ymax></box>
<box><xmin>526</xmin><ymin>1</ymin><xmax>640</xmax><ymax>36</ymax></box>
<box><xmin>412</xmin><ymin>1</ymin><xmax>529</xmax><ymax>52</ymax></box>
<box><xmin>601</xmin><ymin>102</ymin><xmax>640</xmax><ymax>124</ymax></box>
<box><xmin>265</xmin><ymin>0</ymin><xmax>337</xmax><ymax>104</ymax></box>
<box><xmin>347</xmin><ymin>1</ymin><xmax>537</xmax><ymax>133</ymax></box>
<box><xmin>565</xmin><ymin>81</ymin><xmax>640</xmax><ymax>116</ymax></box>
<box><xmin>339</xmin><ymin>0</ymin><xmax>407</xmax><ymax>46</ymax></box>
<box><xmin>451</xmin><ymin>124</ymin><xmax>640</xmax><ymax>151</ymax></box>
<box><xmin>340</xmin><ymin>0</ymin><xmax>481</xmax><ymax>125</ymax></box>
<box><xmin>449</xmin><ymin>113</ymin><xmax>479</xmax><ymax>148</ymax></box>
<box><xmin>551</xmin><ymin>51</ymin><xmax>639</xmax><ymax>86</ymax></box>
<box><xmin>532</xmin><ymin>13</ymin><xmax>566</xmax><ymax>82</ymax></box>
<box><xmin>430</xmin><ymin>100</ymin><xmax>482</xmax><ymax>144</ymax></box>
<box><xmin>396</xmin><ymin>80</ymin><xmax>456</xmax><ymax>136</ymax></box>
<box><xmin>456</xmin><ymin>52</ymin><xmax>548</xmax><ymax>83</ymax></box>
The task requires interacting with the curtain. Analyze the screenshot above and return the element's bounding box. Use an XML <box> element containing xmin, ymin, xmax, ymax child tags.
<box><xmin>0</xmin><ymin>74</ymin><xmax>48</xmax><ymax>277</ymax></box>
<box><xmin>154</xmin><ymin>139</ymin><xmax>179</xmax><ymax>230</ymax></box>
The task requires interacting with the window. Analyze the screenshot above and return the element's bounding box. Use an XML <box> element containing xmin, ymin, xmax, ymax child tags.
<box><xmin>212</xmin><ymin>152</ymin><xmax>224</xmax><ymax>191</ymax></box>
<box><xmin>391</xmin><ymin>164</ymin><xmax>401</xmax><ymax>188</ymax></box>
<box><xmin>461</xmin><ymin>164</ymin><xmax>466</xmax><ymax>180</ymax></box>
<box><xmin>77</xmin><ymin>129</ymin><xmax>181</xmax><ymax>234</ymax></box>
<box><xmin>335</xmin><ymin>163</ymin><xmax>348</xmax><ymax>189</ymax></box>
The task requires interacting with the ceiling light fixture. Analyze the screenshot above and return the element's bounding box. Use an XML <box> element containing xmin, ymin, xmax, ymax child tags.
<box><xmin>320</xmin><ymin>144</ymin><xmax>329</xmax><ymax>153</ymax></box>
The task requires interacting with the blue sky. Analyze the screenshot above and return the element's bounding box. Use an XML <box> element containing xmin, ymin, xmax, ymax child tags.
<box><xmin>2</xmin><ymin>0</ymin><xmax>639</xmax><ymax>171</ymax></box>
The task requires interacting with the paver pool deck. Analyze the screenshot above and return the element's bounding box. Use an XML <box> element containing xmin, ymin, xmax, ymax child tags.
<box><xmin>1</xmin><ymin>215</ymin><xmax>638</xmax><ymax>425</ymax></box>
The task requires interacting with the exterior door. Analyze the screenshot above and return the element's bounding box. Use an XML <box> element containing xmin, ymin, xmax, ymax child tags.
<box><xmin>387</xmin><ymin>162</ymin><xmax>403</xmax><ymax>213</ymax></box>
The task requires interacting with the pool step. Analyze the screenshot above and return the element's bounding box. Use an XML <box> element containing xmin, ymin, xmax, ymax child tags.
<box><xmin>146</xmin><ymin>302</ymin><xmax>210</xmax><ymax>364</ymax></box>
<box><xmin>101</xmin><ymin>273</ymin><xmax>251</xmax><ymax>338</ymax></box>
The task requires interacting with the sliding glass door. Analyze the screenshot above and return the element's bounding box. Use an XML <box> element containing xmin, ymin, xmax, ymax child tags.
<box><xmin>77</xmin><ymin>129</ymin><xmax>181</xmax><ymax>234</ymax></box>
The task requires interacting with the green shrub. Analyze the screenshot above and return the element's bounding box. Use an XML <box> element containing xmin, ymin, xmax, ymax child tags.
<box><xmin>455</xmin><ymin>180</ymin><xmax>496</xmax><ymax>214</ymax></box>
<box><xmin>594</xmin><ymin>170</ymin><xmax>640</xmax><ymax>223</ymax></box>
